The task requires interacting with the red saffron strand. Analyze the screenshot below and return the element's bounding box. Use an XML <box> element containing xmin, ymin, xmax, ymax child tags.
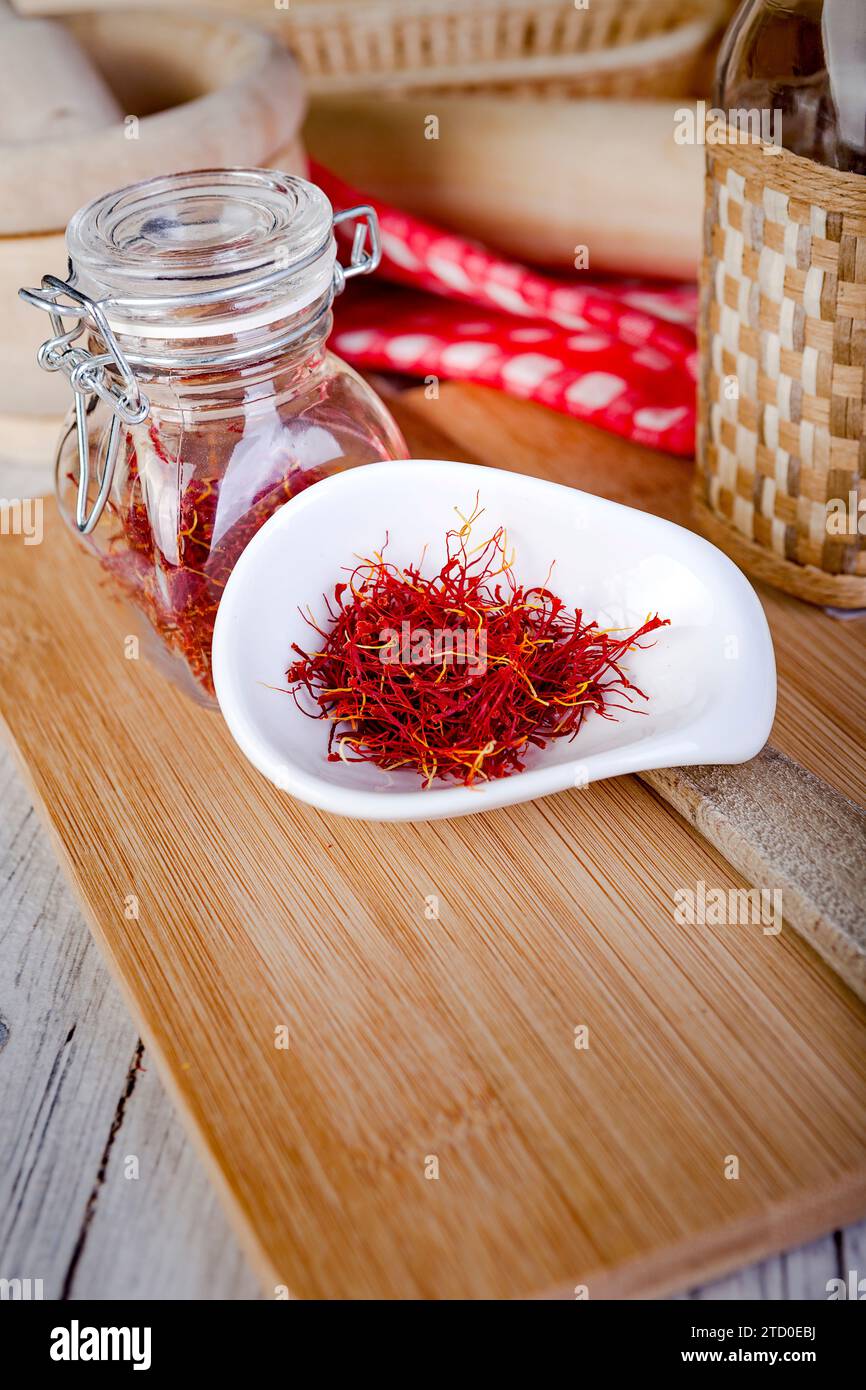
<box><xmin>286</xmin><ymin>503</ymin><xmax>669</xmax><ymax>788</ymax></box>
<box><xmin>94</xmin><ymin>427</ymin><xmax>325</xmax><ymax>697</ymax></box>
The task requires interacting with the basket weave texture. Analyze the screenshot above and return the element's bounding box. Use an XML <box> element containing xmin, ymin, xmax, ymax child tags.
<box><xmin>281</xmin><ymin>0</ymin><xmax>727</xmax><ymax>96</ymax></box>
<box><xmin>697</xmin><ymin>133</ymin><xmax>866</xmax><ymax>608</ymax></box>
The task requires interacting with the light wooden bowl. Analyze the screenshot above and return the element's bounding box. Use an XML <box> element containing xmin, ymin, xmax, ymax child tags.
<box><xmin>2</xmin><ymin>8</ymin><xmax>307</xmax><ymax>430</ymax></box>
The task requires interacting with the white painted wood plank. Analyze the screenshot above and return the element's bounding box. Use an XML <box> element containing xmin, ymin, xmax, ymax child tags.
<box><xmin>67</xmin><ymin>1037</ymin><xmax>261</xmax><ymax>1300</ymax></box>
<box><xmin>0</xmin><ymin>749</ymin><xmax>136</xmax><ymax>1296</ymax></box>
<box><xmin>673</xmin><ymin>1232</ymin><xmax>840</xmax><ymax>1300</ymax></box>
<box><xmin>840</xmin><ymin>1221</ymin><xmax>866</xmax><ymax>1299</ymax></box>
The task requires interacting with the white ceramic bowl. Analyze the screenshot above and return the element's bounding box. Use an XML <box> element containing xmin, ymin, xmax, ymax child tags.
<box><xmin>212</xmin><ymin>459</ymin><xmax>776</xmax><ymax>821</ymax></box>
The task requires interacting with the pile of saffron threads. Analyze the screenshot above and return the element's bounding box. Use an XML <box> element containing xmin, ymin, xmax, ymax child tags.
<box><xmin>285</xmin><ymin>503</ymin><xmax>669</xmax><ymax>788</ymax></box>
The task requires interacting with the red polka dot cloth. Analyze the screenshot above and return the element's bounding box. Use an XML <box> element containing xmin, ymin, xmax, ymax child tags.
<box><xmin>313</xmin><ymin>164</ymin><xmax>698</xmax><ymax>458</ymax></box>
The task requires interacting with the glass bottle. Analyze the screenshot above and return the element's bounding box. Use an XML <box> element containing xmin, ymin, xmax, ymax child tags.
<box><xmin>21</xmin><ymin>169</ymin><xmax>407</xmax><ymax>704</ymax></box>
<box><xmin>716</xmin><ymin>0</ymin><xmax>866</xmax><ymax>172</ymax></box>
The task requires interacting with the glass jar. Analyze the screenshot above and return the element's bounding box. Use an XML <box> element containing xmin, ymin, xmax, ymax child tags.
<box><xmin>21</xmin><ymin>168</ymin><xmax>407</xmax><ymax>704</ymax></box>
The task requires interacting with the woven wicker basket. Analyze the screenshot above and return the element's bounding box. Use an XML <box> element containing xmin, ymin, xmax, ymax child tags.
<box><xmin>278</xmin><ymin>0</ymin><xmax>729</xmax><ymax>97</ymax></box>
<box><xmin>696</xmin><ymin>130</ymin><xmax>866</xmax><ymax>608</ymax></box>
<box><xmin>15</xmin><ymin>0</ymin><xmax>732</xmax><ymax>96</ymax></box>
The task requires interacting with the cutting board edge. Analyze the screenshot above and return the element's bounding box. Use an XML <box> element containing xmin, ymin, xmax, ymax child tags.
<box><xmin>538</xmin><ymin>1171</ymin><xmax>866</xmax><ymax>1300</ymax></box>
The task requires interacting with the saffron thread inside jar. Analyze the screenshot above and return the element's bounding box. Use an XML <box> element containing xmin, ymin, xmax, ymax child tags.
<box><xmin>97</xmin><ymin>423</ymin><xmax>325</xmax><ymax>698</ymax></box>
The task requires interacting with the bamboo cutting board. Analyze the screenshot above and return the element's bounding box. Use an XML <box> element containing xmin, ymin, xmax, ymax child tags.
<box><xmin>2</xmin><ymin>385</ymin><xmax>866</xmax><ymax>1299</ymax></box>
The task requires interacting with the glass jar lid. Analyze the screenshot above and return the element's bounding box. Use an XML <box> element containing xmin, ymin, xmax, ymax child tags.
<box><xmin>19</xmin><ymin>166</ymin><xmax>381</xmax><ymax>533</ymax></box>
<box><xmin>66</xmin><ymin>168</ymin><xmax>337</xmax><ymax>340</ymax></box>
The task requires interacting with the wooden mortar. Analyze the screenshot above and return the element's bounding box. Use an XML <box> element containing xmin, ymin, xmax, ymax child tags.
<box><xmin>2</xmin><ymin>6</ymin><xmax>308</xmax><ymax>434</ymax></box>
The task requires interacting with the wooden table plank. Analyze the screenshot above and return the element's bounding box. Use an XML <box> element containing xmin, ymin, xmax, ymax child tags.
<box><xmin>0</xmin><ymin>753</ymin><xmax>135</xmax><ymax>1295</ymax></box>
<box><xmin>675</xmin><ymin>1231</ymin><xmax>840</xmax><ymax>1300</ymax></box>
<box><xmin>67</xmin><ymin>1032</ymin><xmax>261</xmax><ymax>1301</ymax></box>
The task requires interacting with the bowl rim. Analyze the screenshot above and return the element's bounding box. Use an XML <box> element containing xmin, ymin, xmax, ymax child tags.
<box><xmin>212</xmin><ymin>458</ymin><xmax>777</xmax><ymax>822</ymax></box>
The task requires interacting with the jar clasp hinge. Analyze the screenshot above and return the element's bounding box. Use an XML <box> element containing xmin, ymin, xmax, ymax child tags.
<box><xmin>18</xmin><ymin>274</ymin><xmax>149</xmax><ymax>536</ymax></box>
<box><xmin>332</xmin><ymin>203</ymin><xmax>382</xmax><ymax>293</ymax></box>
<box><xmin>18</xmin><ymin>205</ymin><xmax>381</xmax><ymax>535</ymax></box>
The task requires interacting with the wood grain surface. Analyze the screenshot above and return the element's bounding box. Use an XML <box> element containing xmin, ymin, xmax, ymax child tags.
<box><xmin>3</xmin><ymin>739</ymin><xmax>859</xmax><ymax>1302</ymax></box>
<box><xmin>0</xmin><ymin>748</ymin><xmax>263</xmax><ymax>1300</ymax></box>
<box><xmin>1</xmin><ymin>383</ymin><xmax>865</xmax><ymax>1299</ymax></box>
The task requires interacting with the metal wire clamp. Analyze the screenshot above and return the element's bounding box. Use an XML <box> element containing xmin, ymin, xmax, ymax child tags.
<box><xmin>19</xmin><ymin>204</ymin><xmax>382</xmax><ymax>536</ymax></box>
<box><xmin>19</xmin><ymin>275</ymin><xmax>149</xmax><ymax>535</ymax></box>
